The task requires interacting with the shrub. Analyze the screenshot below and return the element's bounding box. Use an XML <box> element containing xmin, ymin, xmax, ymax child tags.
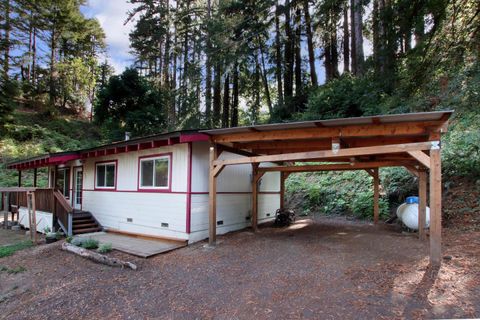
<box><xmin>97</xmin><ymin>243</ymin><xmax>113</xmax><ymax>254</ymax></box>
<box><xmin>80</xmin><ymin>238</ymin><xmax>99</xmax><ymax>249</ymax></box>
<box><xmin>71</xmin><ymin>237</ymin><xmax>84</xmax><ymax>247</ymax></box>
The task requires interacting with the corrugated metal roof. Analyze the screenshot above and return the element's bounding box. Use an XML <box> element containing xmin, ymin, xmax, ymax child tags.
<box><xmin>201</xmin><ymin>110</ymin><xmax>453</xmax><ymax>135</ymax></box>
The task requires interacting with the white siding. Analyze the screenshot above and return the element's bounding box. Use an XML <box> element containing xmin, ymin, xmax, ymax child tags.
<box><xmin>80</xmin><ymin>144</ymin><xmax>189</xmax><ymax>240</ymax></box>
<box><xmin>82</xmin><ymin>191</ymin><xmax>188</xmax><ymax>240</ymax></box>
<box><xmin>189</xmin><ymin>142</ymin><xmax>281</xmax><ymax>243</ymax></box>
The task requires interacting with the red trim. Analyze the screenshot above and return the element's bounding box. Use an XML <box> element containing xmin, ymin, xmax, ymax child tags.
<box><xmin>137</xmin><ymin>153</ymin><xmax>173</xmax><ymax>192</ymax></box>
<box><xmin>186</xmin><ymin>142</ymin><xmax>192</xmax><ymax>234</ymax></box>
<box><xmin>81</xmin><ymin>189</ymin><xmax>280</xmax><ymax>195</ymax></box>
<box><xmin>94</xmin><ymin>160</ymin><xmax>118</xmax><ymax>191</ymax></box>
<box><xmin>72</xmin><ymin>165</ymin><xmax>83</xmax><ymax>210</ymax></box>
<box><xmin>179</xmin><ymin>133</ymin><xmax>210</xmax><ymax>143</ymax></box>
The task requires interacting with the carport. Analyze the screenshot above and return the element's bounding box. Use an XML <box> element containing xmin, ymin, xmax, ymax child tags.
<box><xmin>201</xmin><ymin>111</ymin><xmax>452</xmax><ymax>266</ymax></box>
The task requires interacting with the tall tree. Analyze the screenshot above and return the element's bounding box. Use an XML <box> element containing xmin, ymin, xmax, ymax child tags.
<box><xmin>303</xmin><ymin>0</ymin><xmax>318</xmax><ymax>87</ymax></box>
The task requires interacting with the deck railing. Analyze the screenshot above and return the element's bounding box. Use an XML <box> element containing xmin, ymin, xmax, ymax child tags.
<box><xmin>2</xmin><ymin>188</ymin><xmax>74</xmax><ymax>236</ymax></box>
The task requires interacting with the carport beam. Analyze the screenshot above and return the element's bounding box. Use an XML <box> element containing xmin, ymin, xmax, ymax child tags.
<box><xmin>251</xmin><ymin>164</ymin><xmax>260</xmax><ymax>232</ymax></box>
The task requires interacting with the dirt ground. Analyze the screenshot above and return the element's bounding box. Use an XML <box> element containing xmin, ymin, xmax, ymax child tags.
<box><xmin>0</xmin><ymin>229</ymin><xmax>31</xmax><ymax>247</ymax></box>
<box><xmin>0</xmin><ymin>216</ymin><xmax>479</xmax><ymax>320</ymax></box>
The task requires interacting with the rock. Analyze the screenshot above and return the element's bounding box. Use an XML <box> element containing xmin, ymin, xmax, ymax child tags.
<box><xmin>443</xmin><ymin>255</ymin><xmax>453</xmax><ymax>261</ymax></box>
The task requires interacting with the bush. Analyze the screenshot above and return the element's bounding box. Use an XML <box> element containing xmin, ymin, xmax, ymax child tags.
<box><xmin>71</xmin><ymin>237</ymin><xmax>84</xmax><ymax>247</ymax></box>
<box><xmin>97</xmin><ymin>243</ymin><xmax>112</xmax><ymax>254</ymax></box>
<box><xmin>80</xmin><ymin>238</ymin><xmax>99</xmax><ymax>249</ymax></box>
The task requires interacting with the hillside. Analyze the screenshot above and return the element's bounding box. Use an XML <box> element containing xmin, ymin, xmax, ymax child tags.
<box><xmin>0</xmin><ymin>111</ymin><xmax>103</xmax><ymax>187</ymax></box>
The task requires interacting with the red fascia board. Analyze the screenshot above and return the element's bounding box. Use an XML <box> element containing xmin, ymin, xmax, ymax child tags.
<box><xmin>106</xmin><ymin>148</ymin><xmax>116</xmax><ymax>155</ymax></box>
<box><xmin>153</xmin><ymin>140</ymin><xmax>168</xmax><ymax>148</ymax></box>
<box><xmin>127</xmin><ymin>144</ymin><xmax>139</xmax><ymax>152</ymax></box>
<box><xmin>139</xmin><ymin>142</ymin><xmax>153</xmax><ymax>150</ymax></box>
<box><xmin>179</xmin><ymin>133</ymin><xmax>210</xmax><ymax>143</ymax></box>
<box><xmin>168</xmin><ymin>137</ymin><xmax>179</xmax><ymax>145</ymax></box>
<box><xmin>115</xmin><ymin>146</ymin><xmax>127</xmax><ymax>154</ymax></box>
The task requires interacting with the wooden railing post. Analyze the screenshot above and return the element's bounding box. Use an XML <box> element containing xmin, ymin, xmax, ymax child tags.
<box><xmin>68</xmin><ymin>213</ymin><xmax>73</xmax><ymax>236</ymax></box>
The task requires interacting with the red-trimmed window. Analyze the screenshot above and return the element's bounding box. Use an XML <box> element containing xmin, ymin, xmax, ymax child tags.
<box><xmin>95</xmin><ymin>161</ymin><xmax>116</xmax><ymax>189</ymax></box>
<box><xmin>139</xmin><ymin>155</ymin><xmax>170</xmax><ymax>190</ymax></box>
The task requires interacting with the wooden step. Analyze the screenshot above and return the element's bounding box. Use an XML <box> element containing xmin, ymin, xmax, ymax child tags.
<box><xmin>73</xmin><ymin>213</ymin><xmax>93</xmax><ymax>220</ymax></box>
<box><xmin>73</xmin><ymin>218</ymin><xmax>95</xmax><ymax>223</ymax></box>
<box><xmin>73</xmin><ymin>227</ymin><xmax>102</xmax><ymax>234</ymax></box>
<box><xmin>73</xmin><ymin>222</ymin><xmax>98</xmax><ymax>229</ymax></box>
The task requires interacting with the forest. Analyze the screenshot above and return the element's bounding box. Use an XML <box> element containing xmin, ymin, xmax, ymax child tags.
<box><xmin>0</xmin><ymin>0</ymin><xmax>479</xmax><ymax>217</ymax></box>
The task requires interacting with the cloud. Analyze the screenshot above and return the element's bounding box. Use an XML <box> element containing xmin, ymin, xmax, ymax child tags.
<box><xmin>83</xmin><ymin>0</ymin><xmax>137</xmax><ymax>74</ymax></box>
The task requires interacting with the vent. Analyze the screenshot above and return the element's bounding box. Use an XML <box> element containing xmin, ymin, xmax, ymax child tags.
<box><xmin>266</xmin><ymin>213</ymin><xmax>271</xmax><ymax>217</ymax></box>
<box><xmin>127</xmin><ymin>218</ymin><xmax>133</xmax><ymax>222</ymax></box>
<box><xmin>217</xmin><ymin>220</ymin><xmax>224</xmax><ymax>225</ymax></box>
<box><xmin>245</xmin><ymin>216</ymin><xmax>251</xmax><ymax>221</ymax></box>
<box><xmin>161</xmin><ymin>222</ymin><xmax>169</xmax><ymax>228</ymax></box>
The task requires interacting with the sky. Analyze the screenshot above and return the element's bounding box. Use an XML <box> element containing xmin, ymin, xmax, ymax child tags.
<box><xmin>81</xmin><ymin>0</ymin><xmax>137</xmax><ymax>74</ymax></box>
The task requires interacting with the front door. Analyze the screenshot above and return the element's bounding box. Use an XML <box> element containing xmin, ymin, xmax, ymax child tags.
<box><xmin>73</xmin><ymin>167</ymin><xmax>83</xmax><ymax>210</ymax></box>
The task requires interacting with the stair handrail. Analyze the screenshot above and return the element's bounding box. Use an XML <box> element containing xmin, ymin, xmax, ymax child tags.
<box><xmin>53</xmin><ymin>189</ymin><xmax>74</xmax><ymax>236</ymax></box>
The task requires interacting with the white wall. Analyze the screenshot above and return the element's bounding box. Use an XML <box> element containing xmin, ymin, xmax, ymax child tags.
<box><xmin>189</xmin><ymin>141</ymin><xmax>281</xmax><ymax>243</ymax></box>
<box><xmin>80</xmin><ymin>144</ymin><xmax>189</xmax><ymax>240</ymax></box>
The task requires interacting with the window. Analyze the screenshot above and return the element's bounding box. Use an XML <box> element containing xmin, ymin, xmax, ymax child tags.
<box><xmin>96</xmin><ymin>162</ymin><xmax>116</xmax><ymax>189</ymax></box>
<box><xmin>139</xmin><ymin>155</ymin><xmax>170</xmax><ymax>189</ymax></box>
<box><xmin>56</xmin><ymin>167</ymin><xmax>70</xmax><ymax>198</ymax></box>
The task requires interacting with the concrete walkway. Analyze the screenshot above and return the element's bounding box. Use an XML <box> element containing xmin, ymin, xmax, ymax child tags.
<box><xmin>76</xmin><ymin>232</ymin><xmax>186</xmax><ymax>258</ymax></box>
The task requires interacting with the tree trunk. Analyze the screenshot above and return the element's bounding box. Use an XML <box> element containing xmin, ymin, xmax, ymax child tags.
<box><xmin>3</xmin><ymin>0</ymin><xmax>10</xmax><ymax>79</ymax></box>
<box><xmin>231</xmin><ymin>62</ymin><xmax>239</xmax><ymax>127</ymax></box>
<box><xmin>353</xmin><ymin>0</ymin><xmax>365</xmax><ymax>76</ymax></box>
<box><xmin>258</xmin><ymin>41</ymin><xmax>273</xmax><ymax>115</ymax></box>
<box><xmin>205</xmin><ymin>0</ymin><xmax>212</xmax><ymax>126</ymax></box>
<box><xmin>49</xmin><ymin>24</ymin><xmax>57</xmax><ymax>107</ymax></box>
<box><xmin>372</xmin><ymin>0</ymin><xmax>380</xmax><ymax>73</ymax></box>
<box><xmin>283</xmin><ymin>0</ymin><xmax>294</xmax><ymax>103</ymax></box>
<box><xmin>212</xmin><ymin>62</ymin><xmax>221</xmax><ymax>127</ymax></box>
<box><xmin>343</xmin><ymin>4</ymin><xmax>350</xmax><ymax>74</ymax></box>
<box><xmin>162</xmin><ymin>1</ymin><xmax>170</xmax><ymax>89</ymax></box>
<box><xmin>294</xmin><ymin>8</ymin><xmax>303</xmax><ymax>96</ymax></box>
<box><xmin>61</xmin><ymin>243</ymin><xmax>137</xmax><ymax>270</ymax></box>
<box><xmin>32</xmin><ymin>26</ymin><xmax>37</xmax><ymax>84</ymax></box>
<box><xmin>253</xmin><ymin>56</ymin><xmax>260</xmax><ymax>124</ymax></box>
<box><xmin>275</xmin><ymin>1</ymin><xmax>284</xmax><ymax>107</ymax></box>
<box><xmin>350</xmin><ymin>0</ymin><xmax>357</xmax><ymax>74</ymax></box>
<box><xmin>222</xmin><ymin>74</ymin><xmax>230</xmax><ymax>128</ymax></box>
<box><xmin>303</xmin><ymin>0</ymin><xmax>317</xmax><ymax>87</ymax></box>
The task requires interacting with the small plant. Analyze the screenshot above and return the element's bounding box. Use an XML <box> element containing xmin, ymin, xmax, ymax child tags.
<box><xmin>0</xmin><ymin>241</ymin><xmax>33</xmax><ymax>258</ymax></box>
<box><xmin>0</xmin><ymin>265</ymin><xmax>27</xmax><ymax>274</ymax></box>
<box><xmin>43</xmin><ymin>226</ymin><xmax>51</xmax><ymax>234</ymax></box>
<box><xmin>71</xmin><ymin>237</ymin><xmax>84</xmax><ymax>246</ymax></box>
<box><xmin>97</xmin><ymin>243</ymin><xmax>112</xmax><ymax>254</ymax></box>
<box><xmin>80</xmin><ymin>238</ymin><xmax>99</xmax><ymax>249</ymax></box>
<box><xmin>66</xmin><ymin>236</ymin><xmax>73</xmax><ymax>243</ymax></box>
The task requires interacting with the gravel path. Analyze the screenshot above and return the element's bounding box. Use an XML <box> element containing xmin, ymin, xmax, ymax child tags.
<box><xmin>0</xmin><ymin>216</ymin><xmax>479</xmax><ymax>319</ymax></box>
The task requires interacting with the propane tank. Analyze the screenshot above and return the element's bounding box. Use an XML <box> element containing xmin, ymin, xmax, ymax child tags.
<box><xmin>396</xmin><ymin>196</ymin><xmax>430</xmax><ymax>230</ymax></box>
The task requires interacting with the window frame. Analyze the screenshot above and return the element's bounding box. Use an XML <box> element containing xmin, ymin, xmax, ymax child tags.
<box><xmin>137</xmin><ymin>153</ymin><xmax>172</xmax><ymax>192</ymax></box>
<box><xmin>94</xmin><ymin>160</ymin><xmax>117</xmax><ymax>191</ymax></box>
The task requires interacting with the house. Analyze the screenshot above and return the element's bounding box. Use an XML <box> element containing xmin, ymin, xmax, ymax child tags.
<box><xmin>4</xmin><ymin>110</ymin><xmax>452</xmax><ymax>265</ymax></box>
<box><xmin>5</xmin><ymin>130</ymin><xmax>281</xmax><ymax>243</ymax></box>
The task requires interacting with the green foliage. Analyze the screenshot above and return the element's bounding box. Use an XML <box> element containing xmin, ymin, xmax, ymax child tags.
<box><xmin>80</xmin><ymin>238</ymin><xmax>99</xmax><ymax>249</ymax></box>
<box><xmin>0</xmin><ymin>265</ymin><xmax>27</xmax><ymax>274</ymax></box>
<box><xmin>301</xmin><ymin>75</ymin><xmax>385</xmax><ymax>121</ymax></box>
<box><xmin>70</xmin><ymin>237</ymin><xmax>84</xmax><ymax>247</ymax></box>
<box><xmin>0</xmin><ymin>241</ymin><xmax>33</xmax><ymax>258</ymax></box>
<box><xmin>66</xmin><ymin>236</ymin><xmax>73</xmax><ymax>244</ymax></box>
<box><xmin>94</xmin><ymin>68</ymin><xmax>167</xmax><ymax>139</ymax></box>
<box><xmin>97</xmin><ymin>243</ymin><xmax>113</xmax><ymax>254</ymax></box>
<box><xmin>286</xmin><ymin>170</ymin><xmax>389</xmax><ymax>219</ymax></box>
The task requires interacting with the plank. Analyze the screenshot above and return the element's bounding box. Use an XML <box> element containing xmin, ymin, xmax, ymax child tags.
<box><xmin>408</xmin><ymin>150</ymin><xmax>431</xmax><ymax>168</ymax></box>
<box><xmin>214</xmin><ymin>142</ymin><xmax>434</xmax><ymax>167</ymax></box>
<box><xmin>211</xmin><ymin>121</ymin><xmax>445</xmax><ymax>143</ymax></box>
<box><xmin>429</xmin><ymin>148</ymin><xmax>442</xmax><ymax>266</ymax></box>
<box><xmin>373</xmin><ymin>169</ymin><xmax>380</xmax><ymax>224</ymax></box>
<box><xmin>418</xmin><ymin>171</ymin><xmax>427</xmax><ymax>241</ymax></box>
<box><xmin>208</xmin><ymin>145</ymin><xmax>218</xmax><ymax>246</ymax></box>
<box><xmin>251</xmin><ymin>164</ymin><xmax>259</xmax><ymax>232</ymax></box>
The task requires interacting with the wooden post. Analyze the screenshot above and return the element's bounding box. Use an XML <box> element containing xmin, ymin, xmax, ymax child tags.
<box><xmin>33</xmin><ymin>168</ymin><xmax>37</xmax><ymax>187</ymax></box>
<box><xmin>208</xmin><ymin>145</ymin><xmax>218</xmax><ymax>246</ymax></box>
<box><xmin>18</xmin><ymin>170</ymin><xmax>22</xmax><ymax>187</ymax></box>
<box><xmin>251</xmin><ymin>163</ymin><xmax>259</xmax><ymax>232</ymax></box>
<box><xmin>31</xmin><ymin>191</ymin><xmax>37</xmax><ymax>244</ymax></box>
<box><xmin>429</xmin><ymin>146</ymin><xmax>442</xmax><ymax>266</ymax></box>
<box><xmin>2</xmin><ymin>192</ymin><xmax>8</xmax><ymax>229</ymax></box>
<box><xmin>280</xmin><ymin>172</ymin><xmax>286</xmax><ymax>209</ymax></box>
<box><xmin>373</xmin><ymin>168</ymin><xmax>380</xmax><ymax>224</ymax></box>
<box><xmin>27</xmin><ymin>192</ymin><xmax>33</xmax><ymax>241</ymax></box>
<box><xmin>418</xmin><ymin>170</ymin><xmax>427</xmax><ymax>240</ymax></box>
